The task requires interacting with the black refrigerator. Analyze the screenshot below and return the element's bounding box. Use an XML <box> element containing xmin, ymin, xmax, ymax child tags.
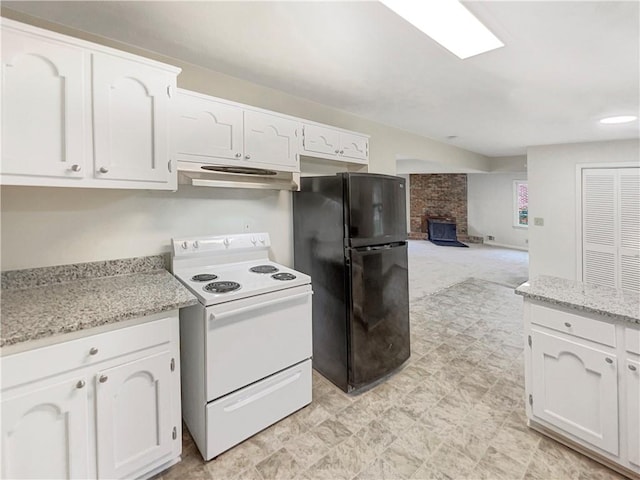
<box><xmin>293</xmin><ymin>172</ymin><xmax>410</xmax><ymax>393</ymax></box>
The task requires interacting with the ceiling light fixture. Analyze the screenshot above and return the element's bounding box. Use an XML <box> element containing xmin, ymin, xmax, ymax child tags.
<box><xmin>380</xmin><ymin>0</ymin><xmax>504</xmax><ymax>59</ymax></box>
<box><xmin>599</xmin><ymin>115</ymin><xmax>638</xmax><ymax>124</ymax></box>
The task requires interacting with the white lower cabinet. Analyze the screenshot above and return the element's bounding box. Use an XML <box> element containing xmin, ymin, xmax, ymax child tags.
<box><xmin>627</xmin><ymin>357</ymin><xmax>640</xmax><ymax>468</ymax></box>
<box><xmin>0</xmin><ymin>314</ymin><xmax>181</xmax><ymax>480</ymax></box>
<box><xmin>95</xmin><ymin>351</ymin><xmax>175</xmax><ymax>479</ymax></box>
<box><xmin>530</xmin><ymin>328</ymin><xmax>619</xmax><ymax>455</ymax></box>
<box><xmin>524</xmin><ymin>302</ymin><xmax>640</xmax><ymax>477</ymax></box>
<box><xmin>1</xmin><ymin>377</ymin><xmax>90</xmax><ymax>479</ymax></box>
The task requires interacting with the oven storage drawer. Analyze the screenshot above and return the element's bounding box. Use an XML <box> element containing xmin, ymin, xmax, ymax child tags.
<box><xmin>205</xmin><ymin>359</ymin><xmax>311</xmax><ymax>459</ymax></box>
<box><xmin>206</xmin><ymin>284</ymin><xmax>312</xmax><ymax>400</ymax></box>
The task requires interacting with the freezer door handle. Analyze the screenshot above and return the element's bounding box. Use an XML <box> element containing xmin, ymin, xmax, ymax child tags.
<box><xmin>209</xmin><ymin>291</ymin><xmax>312</xmax><ymax>322</ymax></box>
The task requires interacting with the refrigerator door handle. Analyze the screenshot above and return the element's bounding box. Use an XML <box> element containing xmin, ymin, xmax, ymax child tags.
<box><xmin>352</xmin><ymin>241</ymin><xmax>406</xmax><ymax>253</ymax></box>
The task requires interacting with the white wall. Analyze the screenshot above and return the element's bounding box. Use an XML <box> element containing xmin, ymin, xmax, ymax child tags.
<box><xmin>488</xmin><ymin>155</ymin><xmax>527</xmax><ymax>173</ymax></box>
<box><xmin>467</xmin><ymin>173</ymin><xmax>529</xmax><ymax>250</ymax></box>
<box><xmin>0</xmin><ymin>10</ymin><xmax>491</xmax><ymax>271</ymax></box>
<box><xmin>527</xmin><ymin>139</ymin><xmax>640</xmax><ymax>280</ymax></box>
<box><xmin>0</xmin><ymin>186</ymin><xmax>293</xmax><ymax>270</ymax></box>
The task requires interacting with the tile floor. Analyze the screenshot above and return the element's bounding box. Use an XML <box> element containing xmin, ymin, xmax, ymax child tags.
<box><xmin>159</xmin><ymin>243</ymin><xmax>625</xmax><ymax>480</ymax></box>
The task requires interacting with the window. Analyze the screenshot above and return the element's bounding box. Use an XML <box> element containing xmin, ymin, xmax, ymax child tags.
<box><xmin>514</xmin><ymin>180</ymin><xmax>528</xmax><ymax>227</ymax></box>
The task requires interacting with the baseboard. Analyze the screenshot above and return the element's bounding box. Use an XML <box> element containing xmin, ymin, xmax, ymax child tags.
<box><xmin>484</xmin><ymin>241</ymin><xmax>529</xmax><ymax>251</ymax></box>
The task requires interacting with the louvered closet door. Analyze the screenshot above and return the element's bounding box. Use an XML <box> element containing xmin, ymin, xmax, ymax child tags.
<box><xmin>619</xmin><ymin>169</ymin><xmax>640</xmax><ymax>291</ymax></box>
<box><xmin>582</xmin><ymin>167</ymin><xmax>640</xmax><ymax>291</ymax></box>
<box><xmin>582</xmin><ymin>169</ymin><xmax>617</xmax><ymax>288</ymax></box>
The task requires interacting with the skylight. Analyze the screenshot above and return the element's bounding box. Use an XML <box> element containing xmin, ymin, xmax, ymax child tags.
<box><xmin>380</xmin><ymin>0</ymin><xmax>504</xmax><ymax>59</ymax></box>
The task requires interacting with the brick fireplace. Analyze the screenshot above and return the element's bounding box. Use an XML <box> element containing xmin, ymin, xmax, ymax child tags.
<box><xmin>409</xmin><ymin>173</ymin><xmax>471</xmax><ymax>241</ymax></box>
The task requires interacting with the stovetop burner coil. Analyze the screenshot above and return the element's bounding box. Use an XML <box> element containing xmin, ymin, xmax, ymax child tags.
<box><xmin>191</xmin><ymin>273</ymin><xmax>218</xmax><ymax>282</ymax></box>
<box><xmin>271</xmin><ymin>273</ymin><xmax>296</xmax><ymax>281</ymax></box>
<box><xmin>204</xmin><ymin>281</ymin><xmax>241</xmax><ymax>293</ymax></box>
<box><xmin>250</xmin><ymin>265</ymin><xmax>279</xmax><ymax>274</ymax></box>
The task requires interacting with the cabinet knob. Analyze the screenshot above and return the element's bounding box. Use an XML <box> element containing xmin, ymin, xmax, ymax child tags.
<box><xmin>605</xmin><ymin>357</ymin><xmax>614</xmax><ymax>364</ymax></box>
<box><xmin>98</xmin><ymin>167</ymin><xmax>109</xmax><ymax>174</ymax></box>
<box><xmin>76</xmin><ymin>380</ymin><xmax>86</xmax><ymax>389</ymax></box>
<box><xmin>630</xmin><ymin>364</ymin><xmax>638</xmax><ymax>371</ymax></box>
<box><xmin>89</xmin><ymin>347</ymin><xmax>99</xmax><ymax>356</ymax></box>
<box><xmin>245</xmin><ymin>154</ymin><xmax>251</xmax><ymax>160</ymax></box>
<box><xmin>564</xmin><ymin>322</ymin><xmax>572</xmax><ymax>328</ymax></box>
<box><xmin>167</xmin><ymin>85</ymin><xmax>174</xmax><ymax>98</ymax></box>
<box><xmin>99</xmin><ymin>375</ymin><xmax>108</xmax><ymax>383</ymax></box>
<box><xmin>70</xmin><ymin>164</ymin><xmax>81</xmax><ymax>172</ymax></box>
<box><xmin>235</xmin><ymin>153</ymin><xmax>242</xmax><ymax>158</ymax></box>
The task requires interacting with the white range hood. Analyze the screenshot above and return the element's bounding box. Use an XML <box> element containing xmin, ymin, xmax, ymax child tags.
<box><xmin>177</xmin><ymin>161</ymin><xmax>300</xmax><ymax>191</ymax></box>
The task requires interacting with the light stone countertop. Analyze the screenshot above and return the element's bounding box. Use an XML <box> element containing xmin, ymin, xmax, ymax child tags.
<box><xmin>515</xmin><ymin>275</ymin><xmax>640</xmax><ymax>325</ymax></box>
<box><xmin>1</xmin><ymin>256</ymin><xmax>198</xmax><ymax>347</ymax></box>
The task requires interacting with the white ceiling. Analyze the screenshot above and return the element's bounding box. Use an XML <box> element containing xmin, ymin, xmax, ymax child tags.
<box><xmin>4</xmin><ymin>1</ymin><xmax>639</xmax><ymax>158</ymax></box>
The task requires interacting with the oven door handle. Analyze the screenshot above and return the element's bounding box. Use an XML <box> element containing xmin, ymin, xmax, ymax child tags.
<box><xmin>223</xmin><ymin>369</ymin><xmax>303</xmax><ymax>412</ymax></box>
<box><xmin>209</xmin><ymin>291</ymin><xmax>312</xmax><ymax>322</ymax></box>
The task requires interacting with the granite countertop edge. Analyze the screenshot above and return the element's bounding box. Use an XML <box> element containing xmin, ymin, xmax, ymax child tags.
<box><xmin>1</xmin><ymin>256</ymin><xmax>198</xmax><ymax>348</ymax></box>
<box><xmin>515</xmin><ymin>275</ymin><xmax>640</xmax><ymax>325</ymax></box>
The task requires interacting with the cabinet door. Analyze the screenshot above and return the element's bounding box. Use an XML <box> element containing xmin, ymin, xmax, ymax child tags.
<box><xmin>627</xmin><ymin>357</ymin><xmax>640</xmax><ymax>467</ymax></box>
<box><xmin>530</xmin><ymin>329</ymin><xmax>619</xmax><ymax>455</ymax></box>
<box><xmin>1</xmin><ymin>377</ymin><xmax>89</xmax><ymax>479</ymax></box>
<box><xmin>302</xmin><ymin>124</ymin><xmax>340</xmax><ymax>157</ymax></box>
<box><xmin>340</xmin><ymin>132</ymin><xmax>368</xmax><ymax>162</ymax></box>
<box><xmin>244</xmin><ymin>110</ymin><xmax>299</xmax><ymax>171</ymax></box>
<box><xmin>92</xmin><ymin>53</ymin><xmax>172</xmax><ymax>185</ymax></box>
<box><xmin>1</xmin><ymin>29</ymin><xmax>85</xmax><ymax>179</ymax></box>
<box><xmin>174</xmin><ymin>92</ymin><xmax>243</xmax><ymax>164</ymax></box>
<box><xmin>95</xmin><ymin>351</ymin><xmax>174</xmax><ymax>479</ymax></box>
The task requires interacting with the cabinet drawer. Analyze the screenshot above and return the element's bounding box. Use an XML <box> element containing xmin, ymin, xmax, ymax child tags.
<box><xmin>1</xmin><ymin>316</ymin><xmax>175</xmax><ymax>390</ymax></box>
<box><xmin>205</xmin><ymin>359</ymin><xmax>311</xmax><ymax>459</ymax></box>
<box><xmin>530</xmin><ymin>304</ymin><xmax>616</xmax><ymax>347</ymax></box>
<box><xmin>626</xmin><ymin>326</ymin><xmax>640</xmax><ymax>355</ymax></box>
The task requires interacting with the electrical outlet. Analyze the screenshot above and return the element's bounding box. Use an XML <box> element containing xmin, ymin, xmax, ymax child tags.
<box><xmin>534</xmin><ymin>217</ymin><xmax>544</xmax><ymax>226</ymax></box>
<box><xmin>525</xmin><ymin>239</ymin><xmax>529</xmax><ymax>245</ymax></box>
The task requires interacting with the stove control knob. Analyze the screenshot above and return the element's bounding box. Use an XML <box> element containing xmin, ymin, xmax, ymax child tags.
<box><xmin>224</xmin><ymin>238</ymin><xmax>231</xmax><ymax>247</ymax></box>
<box><xmin>251</xmin><ymin>236</ymin><xmax>257</xmax><ymax>245</ymax></box>
<box><xmin>181</xmin><ymin>241</ymin><xmax>188</xmax><ymax>250</ymax></box>
<box><xmin>259</xmin><ymin>237</ymin><xmax>265</xmax><ymax>244</ymax></box>
<box><xmin>193</xmin><ymin>241</ymin><xmax>199</xmax><ymax>249</ymax></box>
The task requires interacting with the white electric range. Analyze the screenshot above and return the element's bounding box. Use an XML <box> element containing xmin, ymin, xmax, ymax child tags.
<box><xmin>171</xmin><ymin>233</ymin><xmax>313</xmax><ymax>460</ymax></box>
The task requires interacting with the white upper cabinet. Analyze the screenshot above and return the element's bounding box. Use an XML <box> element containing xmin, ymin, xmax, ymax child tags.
<box><xmin>339</xmin><ymin>131</ymin><xmax>368</xmax><ymax>161</ymax></box>
<box><xmin>173</xmin><ymin>89</ymin><xmax>300</xmax><ymax>173</ymax></box>
<box><xmin>174</xmin><ymin>89</ymin><xmax>243</xmax><ymax>164</ymax></box>
<box><xmin>301</xmin><ymin>123</ymin><xmax>369</xmax><ymax>164</ymax></box>
<box><xmin>301</xmin><ymin>124</ymin><xmax>341</xmax><ymax>157</ymax></box>
<box><xmin>0</xmin><ymin>19</ymin><xmax>180</xmax><ymax>190</ymax></box>
<box><xmin>1</xmin><ymin>28</ymin><xmax>85</xmax><ymax>180</ymax></box>
<box><xmin>244</xmin><ymin>110</ymin><xmax>299</xmax><ymax>171</ymax></box>
<box><xmin>92</xmin><ymin>54</ymin><xmax>173</xmax><ymax>185</ymax></box>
